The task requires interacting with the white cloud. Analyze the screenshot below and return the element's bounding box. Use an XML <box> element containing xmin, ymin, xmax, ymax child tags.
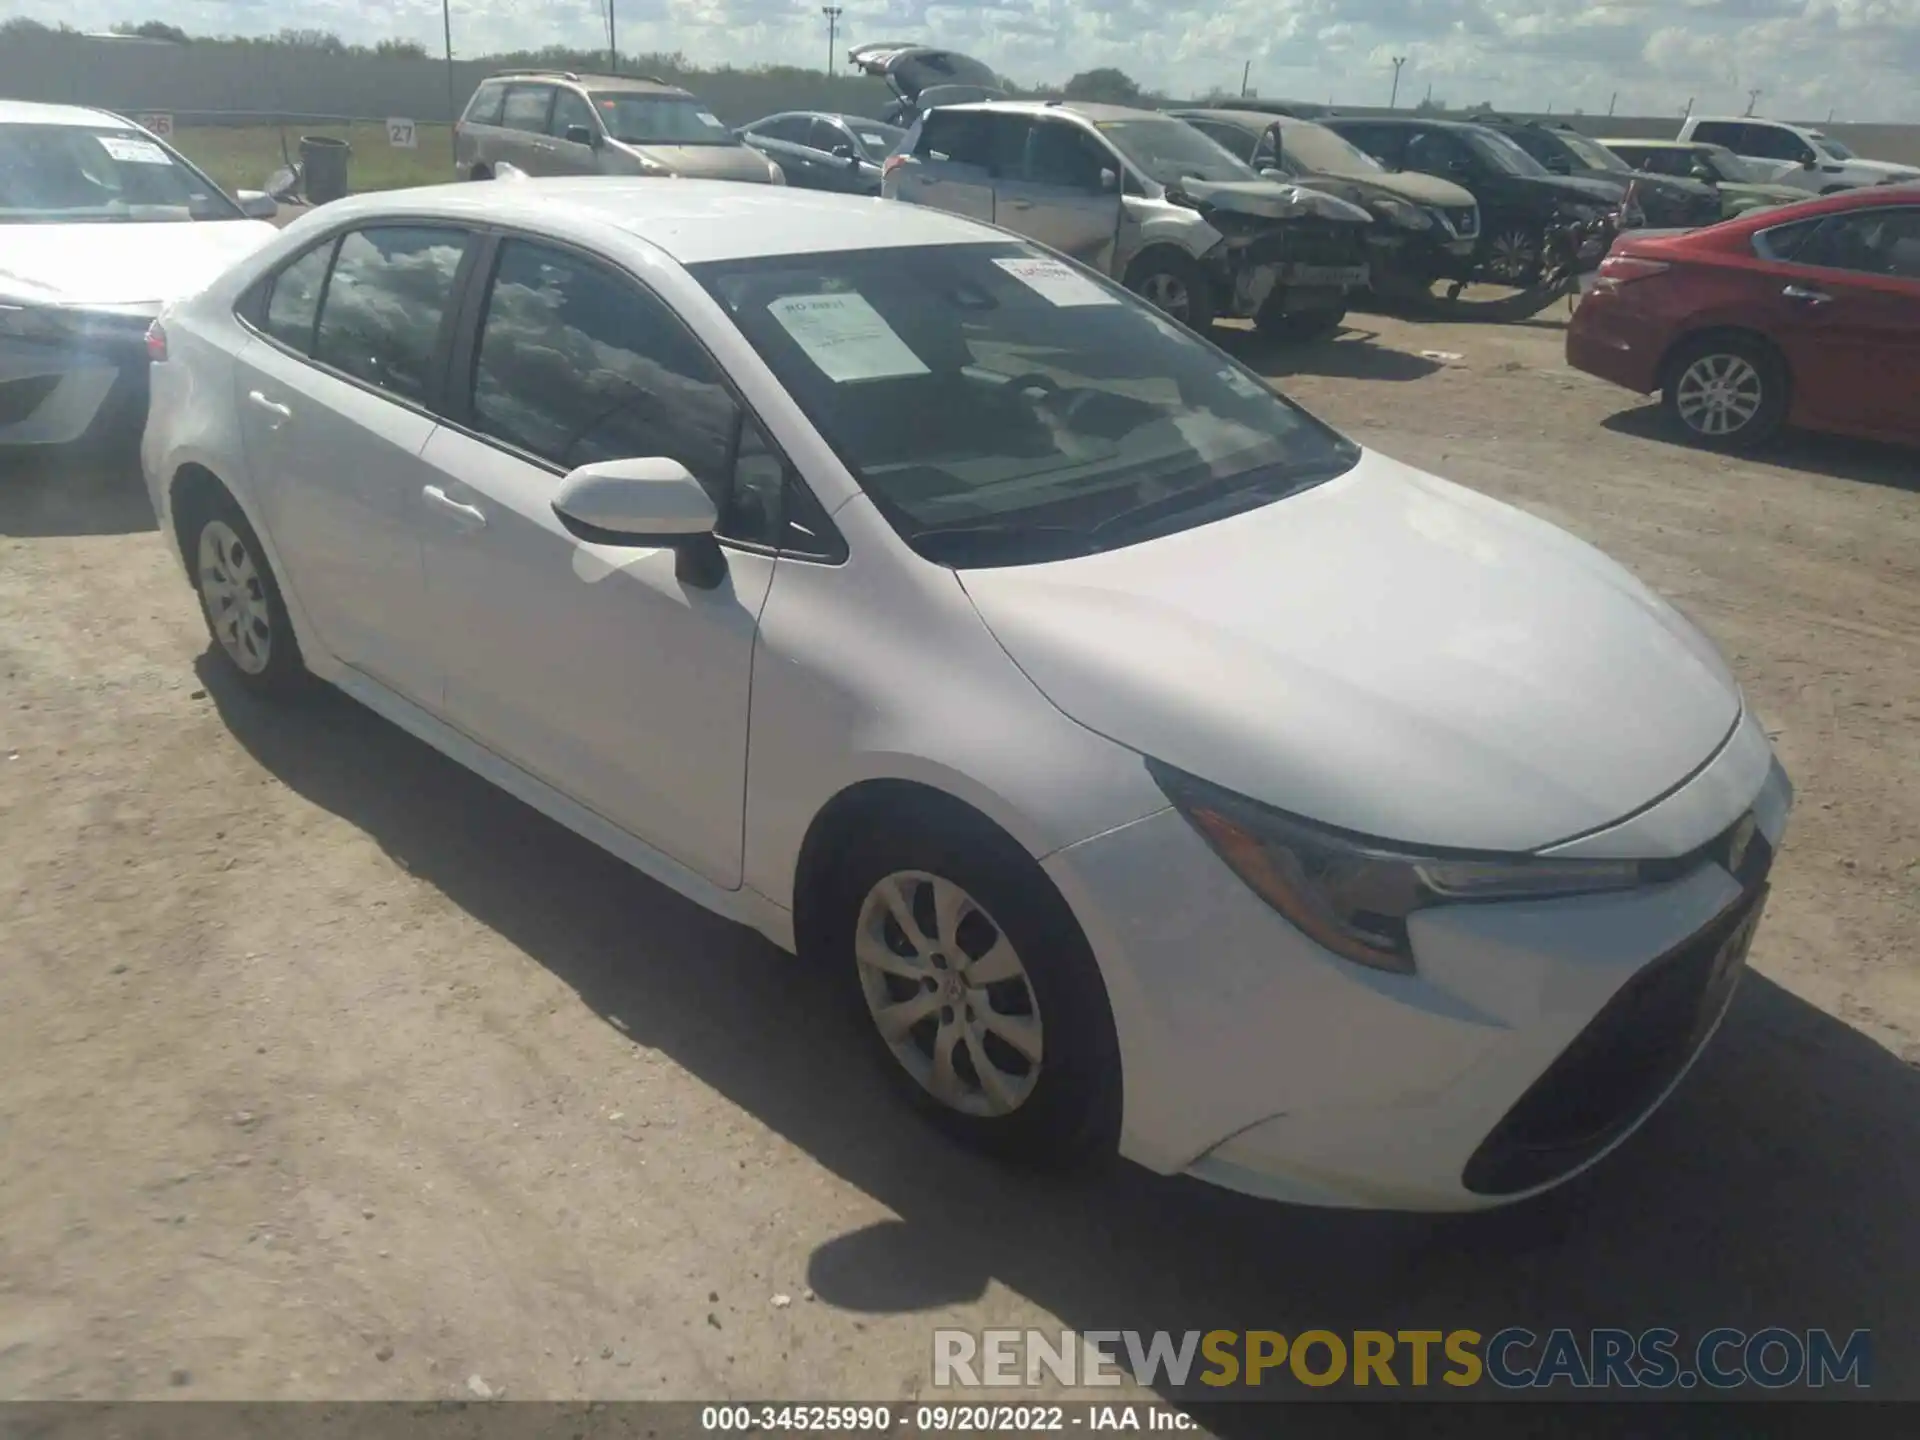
<box><xmin>5</xmin><ymin>0</ymin><xmax>1916</xmax><ymax>120</ymax></box>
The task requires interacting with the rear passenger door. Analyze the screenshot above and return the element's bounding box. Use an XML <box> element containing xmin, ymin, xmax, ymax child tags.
<box><xmin>896</xmin><ymin>109</ymin><xmax>1000</xmax><ymax>222</ymax></box>
<box><xmin>992</xmin><ymin>117</ymin><xmax>1122</xmax><ymax>269</ymax></box>
<box><xmin>498</xmin><ymin>83</ymin><xmax>556</xmax><ymax>172</ymax></box>
<box><xmin>232</xmin><ymin>224</ymin><xmax>475</xmax><ymax>705</ymax></box>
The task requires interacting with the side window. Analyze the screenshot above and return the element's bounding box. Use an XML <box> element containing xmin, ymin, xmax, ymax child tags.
<box><xmin>1641</xmin><ymin>149</ymin><xmax>1688</xmax><ymax>177</ymax></box>
<box><xmin>809</xmin><ymin>118</ymin><xmax>848</xmax><ymax>155</ymax></box>
<box><xmin>919</xmin><ymin>111</ymin><xmax>1006</xmax><ymax>171</ymax></box>
<box><xmin>312</xmin><ymin>227</ymin><xmax>470</xmax><ymax>404</ymax></box>
<box><xmin>464</xmin><ymin>84</ymin><xmax>505</xmax><ymax>127</ymax></box>
<box><xmin>501</xmin><ymin>85</ymin><xmax>552</xmax><ymax>133</ymax></box>
<box><xmin>1753</xmin><ymin>217</ymin><xmax>1823</xmax><ymax>262</ymax></box>
<box><xmin>1691</xmin><ymin>121</ymin><xmax>1743</xmax><ymax>149</ymax></box>
<box><xmin>1795</xmin><ymin>210</ymin><xmax>1920</xmax><ymax>279</ymax></box>
<box><xmin>1744</xmin><ymin>124</ymin><xmax>1813</xmax><ymax>164</ymax></box>
<box><xmin>1022</xmin><ymin>119</ymin><xmax>1105</xmax><ymax>190</ymax></box>
<box><xmin>551</xmin><ymin>90</ymin><xmax>597</xmax><ymax>140</ymax></box>
<box><xmin>1191</xmin><ymin>121</ymin><xmax>1254</xmax><ymax>163</ymax></box>
<box><xmin>1251</xmin><ymin>129</ymin><xmax>1283</xmax><ymax>170</ymax></box>
<box><xmin>1339</xmin><ymin>124</ymin><xmax>1405</xmax><ymax>168</ymax></box>
<box><xmin>261</xmin><ymin>241</ymin><xmax>335</xmax><ymax>354</ymax></box>
<box><xmin>469</xmin><ymin>240</ymin><xmax>783</xmax><ymax>547</ymax></box>
<box><xmin>1404</xmin><ymin>129</ymin><xmax>1468</xmax><ymax>176</ymax></box>
<box><xmin>763</xmin><ymin>115</ymin><xmax>812</xmax><ymax>145</ymax></box>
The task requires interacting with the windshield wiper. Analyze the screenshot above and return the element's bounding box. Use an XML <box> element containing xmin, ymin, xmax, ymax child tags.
<box><xmin>1089</xmin><ymin>453</ymin><xmax>1357</xmax><ymax>543</ymax></box>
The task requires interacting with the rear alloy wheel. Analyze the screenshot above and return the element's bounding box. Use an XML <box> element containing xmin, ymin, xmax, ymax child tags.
<box><xmin>1127</xmin><ymin>253</ymin><xmax>1216</xmax><ymax>334</ymax></box>
<box><xmin>1663</xmin><ymin>336</ymin><xmax>1786</xmax><ymax>449</ymax></box>
<box><xmin>1480</xmin><ymin>226</ymin><xmax>1544</xmax><ymax>287</ymax></box>
<box><xmin>184</xmin><ymin>491</ymin><xmax>308</xmax><ymax>696</ymax></box>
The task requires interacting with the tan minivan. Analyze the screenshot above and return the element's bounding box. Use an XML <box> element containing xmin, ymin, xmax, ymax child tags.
<box><xmin>454</xmin><ymin>70</ymin><xmax>787</xmax><ymax>186</ymax></box>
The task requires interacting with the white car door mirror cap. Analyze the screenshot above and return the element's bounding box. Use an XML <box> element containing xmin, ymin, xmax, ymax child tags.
<box><xmin>552</xmin><ymin>457</ymin><xmax>718</xmax><ymax>542</ymax></box>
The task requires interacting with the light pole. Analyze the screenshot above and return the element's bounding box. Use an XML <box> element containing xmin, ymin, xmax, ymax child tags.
<box><xmin>1389</xmin><ymin>55</ymin><xmax>1406</xmax><ymax>109</ymax></box>
<box><xmin>821</xmin><ymin>6</ymin><xmax>842</xmax><ymax>78</ymax></box>
<box><xmin>607</xmin><ymin>0</ymin><xmax>618</xmax><ymax>73</ymax></box>
<box><xmin>1745</xmin><ymin>87</ymin><xmax>1762</xmax><ymax>116</ymax></box>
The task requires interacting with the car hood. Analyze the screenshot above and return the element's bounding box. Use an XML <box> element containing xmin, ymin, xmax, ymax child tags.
<box><xmin>1840</xmin><ymin>157</ymin><xmax>1920</xmax><ymax>179</ymax></box>
<box><xmin>957</xmin><ymin>450</ymin><xmax>1741</xmax><ymax>854</ymax></box>
<box><xmin>1176</xmin><ymin>177</ymin><xmax>1375</xmax><ymax>224</ymax></box>
<box><xmin>1297</xmin><ymin>170</ymin><xmax>1476</xmax><ymax>211</ymax></box>
<box><xmin>847</xmin><ymin>42</ymin><xmax>1002</xmax><ymax>104</ymax></box>
<box><xmin>0</xmin><ymin>219</ymin><xmax>278</xmax><ymax>308</ymax></box>
<box><xmin>626</xmin><ymin>143</ymin><xmax>777</xmax><ymax>181</ymax></box>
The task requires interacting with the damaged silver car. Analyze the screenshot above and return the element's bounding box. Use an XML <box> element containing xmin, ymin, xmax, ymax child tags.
<box><xmin>883</xmin><ymin>100</ymin><xmax>1375</xmax><ymax>338</ymax></box>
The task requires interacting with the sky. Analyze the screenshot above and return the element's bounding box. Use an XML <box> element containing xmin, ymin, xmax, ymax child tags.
<box><xmin>4</xmin><ymin>0</ymin><xmax>1916</xmax><ymax>123</ymax></box>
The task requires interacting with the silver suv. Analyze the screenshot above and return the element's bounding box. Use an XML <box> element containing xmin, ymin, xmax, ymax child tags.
<box><xmin>884</xmin><ymin>100</ymin><xmax>1373</xmax><ymax>338</ymax></box>
<box><xmin>455</xmin><ymin>70</ymin><xmax>786</xmax><ymax>186</ymax></box>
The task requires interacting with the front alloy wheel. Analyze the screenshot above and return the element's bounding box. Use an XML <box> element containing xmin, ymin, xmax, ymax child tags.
<box><xmin>198</xmin><ymin>519</ymin><xmax>274</xmax><ymax>676</ymax></box>
<box><xmin>854</xmin><ymin>871</ymin><xmax>1044</xmax><ymax>1118</ymax></box>
<box><xmin>1481</xmin><ymin>226</ymin><xmax>1543</xmax><ymax>286</ymax></box>
<box><xmin>1673</xmin><ymin>353</ymin><xmax>1765</xmax><ymax>439</ymax></box>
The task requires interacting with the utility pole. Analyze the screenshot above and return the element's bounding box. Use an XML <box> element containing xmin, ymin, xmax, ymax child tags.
<box><xmin>1745</xmin><ymin>87</ymin><xmax>1762</xmax><ymax>116</ymax></box>
<box><xmin>607</xmin><ymin>0</ymin><xmax>617</xmax><ymax>73</ymax></box>
<box><xmin>1240</xmin><ymin>60</ymin><xmax>1251</xmax><ymax>98</ymax></box>
<box><xmin>821</xmin><ymin>6</ymin><xmax>842</xmax><ymax>78</ymax></box>
<box><xmin>1608</xmin><ymin>91</ymin><xmax>1617</xmax><ymax>116</ymax></box>
<box><xmin>1389</xmin><ymin>55</ymin><xmax>1406</xmax><ymax>109</ymax></box>
<box><xmin>443</xmin><ymin>0</ymin><xmax>455</xmax><ymax>158</ymax></box>
<box><xmin>1683</xmin><ymin>96</ymin><xmax>1694</xmax><ymax>119</ymax></box>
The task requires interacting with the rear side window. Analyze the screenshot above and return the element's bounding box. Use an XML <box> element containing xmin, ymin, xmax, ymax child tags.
<box><xmin>809</xmin><ymin>118</ymin><xmax>849</xmax><ymax>154</ymax></box>
<box><xmin>1753</xmin><ymin>217</ymin><xmax>1823</xmax><ymax>262</ymax></box>
<box><xmin>918</xmin><ymin>111</ymin><xmax>998</xmax><ymax>168</ymax></box>
<box><xmin>757</xmin><ymin>115</ymin><xmax>812</xmax><ymax>145</ymax></box>
<box><xmin>501</xmin><ymin>85</ymin><xmax>553</xmax><ymax>133</ymax></box>
<box><xmin>1691</xmin><ymin>121</ymin><xmax>1745</xmax><ymax>149</ymax></box>
<box><xmin>1335</xmin><ymin>123</ymin><xmax>1405</xmax><ymax>167</ymax></box>
<box><xmin>1021</xmin><ymin>120</ymin><xmax>1107</xmax><ymax>191</ymax></box>
<box><xmin>261</xmin><ymin>242</ymin><xmax>334</xmax><ymax>353</ymax></box>
<box><xmin>464</xmin><ymin>84</ymin><xmax>506</xmax><ymax>127</ymax></box>
<box><xmin>312</xmin><ymin>227</ymin><xmax>470</xmax><ymax>405</ymax></box>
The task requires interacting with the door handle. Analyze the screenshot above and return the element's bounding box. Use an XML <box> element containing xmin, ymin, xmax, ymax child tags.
<box><xmin>246</xmin><ymin>390</ymin><xmax>292</xmax><ymax>425</ymax></box>
<box><xmin>421</xmin><ymin>484</ymin><xmax>487</xmax><ymax>529</ymax></box>
<box><xmin>1782</xmin><ymin>284</ymin><xmax>1831</xmax><ymax>305</ymax></box>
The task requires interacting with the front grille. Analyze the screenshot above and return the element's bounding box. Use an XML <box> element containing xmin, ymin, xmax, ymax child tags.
<box><xmin>0</xmin><ymin>374</ymin><xmax>61</xmax><ymax>427</ymax></box>
<box><xmin>1277</xmin><ymin>221</ymin><xmax>1369</xmax><ymax>267</ymax></box>
<box><xmin>1461</xmin><ymin>814</ymin><xmax>1774</xmax><ymax>1197</ymax></box>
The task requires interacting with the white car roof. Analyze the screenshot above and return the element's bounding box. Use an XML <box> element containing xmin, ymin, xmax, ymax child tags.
<box><xmin>0</xmin><ymin>99</ymin><xmax>132</xmax><ymax>128</ymax></box>
<box><xmin>298</xmin><ymin>178</ymin><xmax>1015</xmax><ymax>265</ymax></box>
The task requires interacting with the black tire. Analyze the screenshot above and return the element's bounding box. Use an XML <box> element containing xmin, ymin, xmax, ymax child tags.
<box><xmin>469</xmin><ymin>164</ymin><xmax>493</xmax><ymax>181</ymax></box>
<box><xmin>1255</xmin><ymin>301</ymin><xmax>1348</xmax><ymax>342</ymax></box>
<box><xmin>1477</xmin><ymin>224</ymin><xmax>1546</xmax><ymax>287</ymax></box>
<box><xmin>1660</xmin><ymin>333</ymin><xmax>1787</xmax><ymax>451</ymax></box>
<box><xmin>177</xmin><ymin>484</ymin><xmax>310</xmax><ymax>698</ymax></box>
<box><xmin>823</xmin><ymin>808</ymin><xmax>1121</xmax><ymax>1168</ymax></box>
<box><xmin>1125</xmin><ymin>250</ymin><xmax>1216</xmax><ymax>334</ymax></box>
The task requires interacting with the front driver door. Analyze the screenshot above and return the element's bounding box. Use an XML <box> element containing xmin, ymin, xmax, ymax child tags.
<box><xmin>415</xmin><ymin>236</ymin><xmax>779</xmax><ymax>887</ymax></box>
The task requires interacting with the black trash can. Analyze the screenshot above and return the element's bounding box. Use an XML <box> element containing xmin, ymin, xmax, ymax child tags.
<box><xmin>299</xmin><ymin>135</ymin><xmax>352</xmax><ymax>205</ymax></box>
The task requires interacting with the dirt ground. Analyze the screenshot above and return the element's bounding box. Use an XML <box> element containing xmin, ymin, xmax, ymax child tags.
<box><xmin>1</xmin><ymin>308</ymin><xmax>1916</xmax><ymax>1415</ymax></box>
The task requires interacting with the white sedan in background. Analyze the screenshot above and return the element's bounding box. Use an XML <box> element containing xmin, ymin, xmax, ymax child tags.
<box><xmin>0</xmin><ymin>100</ymin><xmax>278</xmax><ymax>451</ymax></box>
<box><xmin>142</xmin><ymin>179</ymin><xmax>1790</xmax><ymax>1211</ymax></box>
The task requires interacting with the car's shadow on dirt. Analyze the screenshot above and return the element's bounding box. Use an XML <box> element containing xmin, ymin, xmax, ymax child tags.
<box><xmin>203</xmin><ymin>666</ymin><xmax>1919</xmax><ymax>1420</ymax></box>
<box><xmin>1214</xmin><ymin>325</ymin><xmax>1446</xmax><ymax>384</ymax></box>
<box><xmin>1601</xmin><ymin>407</ymin><xmax>1919</xmax><ymax>494</ymax></box>
<box><xmin>0</xmin><ymin>449</ymin><xmax>156</xmax><ymax>538</ymax></box>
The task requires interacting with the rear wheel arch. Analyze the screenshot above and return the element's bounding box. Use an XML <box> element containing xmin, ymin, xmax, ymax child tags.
<box><xmin>169</xmin><ymin>463</ymin><xmax>231</xmax><ymax>582</ymax></box>
<box><xmin>1656</xmin><ymin>325</ymin><xmax>1790</xmax><ymax>398</ymax></box>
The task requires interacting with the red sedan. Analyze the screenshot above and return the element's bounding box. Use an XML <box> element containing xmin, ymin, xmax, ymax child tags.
<box><xmin>1568</xmin><ymin>185</ymin><xmax>1920</xmax><ymax>449</ymax></box>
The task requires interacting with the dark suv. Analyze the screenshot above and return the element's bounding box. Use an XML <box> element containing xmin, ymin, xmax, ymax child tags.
<box><xmin>1477</xmin><ymin>117</ymin><xmax>1721</xmax><ymax>229</ymax></box>
<box><xmin>1322</xmin><ymin>116</ymin><xmax>1622</xmax><ymax>284</ymax></box>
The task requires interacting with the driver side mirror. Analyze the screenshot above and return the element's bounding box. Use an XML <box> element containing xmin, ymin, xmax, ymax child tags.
<box><xmin>551</xmin><ymin>458</ymin><xmax>727</xmax><ymax>589</ymax></box>
<box><xmin>1098</xmin><ymin>167</ymin><xmax>1119</xmax><ymax>194</ymax></box>
<box><xmin>1800</xmin><ymin>155</ymin><xmax>1818</xmax><ymax>169</ymax></box>
<box><xmin>233</xmin><ymin>190</ymin><xmax>279</xmax><ymax>219</ymax></box>
<box><xmin>832</xmin><ymin>142</ymin><xmax>860</xmax><ymax>165</ymax></box>
<box><xmin>565</xmin><ymin>124</ymin><xmax>602</xmax><ymax>149</ymax></box>
<box><xmin>1689</xmin><ymin>162</ymin><xmax>1716</xmax><ymax>182</ymax></box>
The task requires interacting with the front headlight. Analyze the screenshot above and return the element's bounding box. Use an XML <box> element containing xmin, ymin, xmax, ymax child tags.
<box><xmin>1149</xmin><ymin>759</ymin><xmax>1648</xmax><ymax>974</ymax></box>
<box><xmin>1374</xmin><ymin>197</ymin><xmax>1433</xmax><ymax>231</ymax></box>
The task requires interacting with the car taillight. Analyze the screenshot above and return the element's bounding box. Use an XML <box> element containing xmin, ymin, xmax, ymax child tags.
<box><xmin>145</xmin><ymin>320</ymin><xmax>168</xmax><ymax>363</ymax></box>
<box><xmin>883</xmin><ymin>155</ymin><xmax>908</xmax><ymax>179</ymax></box>
<box><xmin>1593</xmin><ymin>255</ymin><xmax>1671</xmax><ymax>291</ymax></box>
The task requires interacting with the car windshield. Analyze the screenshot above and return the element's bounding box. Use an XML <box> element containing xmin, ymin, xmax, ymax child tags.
<box><xmin>692</xmin><ymin>242</ymin><xmax>1357</xmax><ymax>566</ymax></box>
<box><xmin>1466</xmin><ymin>129</ymin><xmax>1547</xmax><ymax>176</ymax></box>
<box><xmin>1556</xmin><ymin>130</ymin><xmax>1633</xmax><ymax>173</ymax></box>
<box><xmin>1096</xmin><ymin>118</ymin><xmax>1259</xmax><ymax>186</ymax></box>
<box><xmin>0</xmin><ymin>123</ymin><xmax>242</xmax><ymax>224</ymax></box>
<box><xmin>849</xmin><ymin>120</ymin><xmax>906</xmax><ymax>160</ymax></box>
<box><xmin>591</xmin><ymin>94</ymin><xmax>739</xmax><ymax>146</ymax></box>
<box><xmin>1811</xmin><ymin>133</ymin><xmax>1856</xmax><ymax>161</ymax></box>
<box><xmin>1277</xmin><ymin>122</ymin><xmax>1385</xmax><ymax>176</ymax></box>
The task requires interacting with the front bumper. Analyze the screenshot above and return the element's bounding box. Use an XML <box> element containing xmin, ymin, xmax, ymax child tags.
<box><xmin>1043</xmin><ymin>717</ymin><xmax>1791</xmax><ymax>1212</ymax></box>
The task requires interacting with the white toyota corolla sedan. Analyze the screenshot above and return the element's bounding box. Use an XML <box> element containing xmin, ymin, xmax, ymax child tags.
<box><xmin>142</xmin><ymin>179</ymin><xmax>1791</xmax><ymax>1211</ymax></box>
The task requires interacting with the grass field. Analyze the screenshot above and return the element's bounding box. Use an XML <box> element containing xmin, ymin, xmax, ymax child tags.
<box><xmin>172</xmin><ymin>122</ymin><xmax>456</xmax><ymax>195</ymax></box>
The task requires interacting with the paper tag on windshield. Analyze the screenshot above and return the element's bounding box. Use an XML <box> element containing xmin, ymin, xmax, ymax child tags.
<box><xmin>993</xmin><ymin>257</ymin><xmax>1118</xmax><ymax>307</ymax></box>
<box><xmin>99</xmin><ymin>136</ymin><xmax>172</xmax><ymax>165</ymax></box>
<box><xmin>767</xmin><ymin>292</ymin><xmax>929</xmax><ymax>383</ymax></box>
